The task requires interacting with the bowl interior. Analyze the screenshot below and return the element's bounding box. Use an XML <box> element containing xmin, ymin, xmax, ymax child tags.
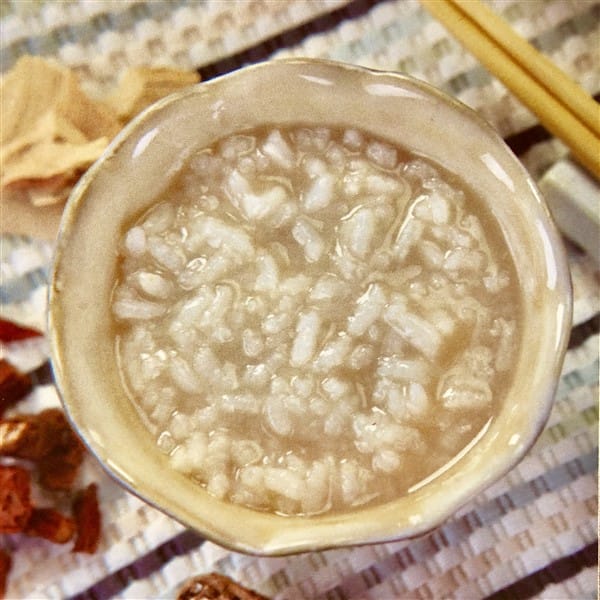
<box><xmin>49</xmin><ymin>59</ymin><xmax>572</xmax><ymax>555</ymax></box>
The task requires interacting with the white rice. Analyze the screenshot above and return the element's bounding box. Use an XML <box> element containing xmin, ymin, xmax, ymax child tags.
<box><xmin>112</xmin><ymin>125</ymin><xmax>519</xmax><ymax>515</ymax></box>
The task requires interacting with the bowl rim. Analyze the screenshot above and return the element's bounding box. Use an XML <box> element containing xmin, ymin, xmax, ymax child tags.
<box><xmin>48</xmin><ymin>57</ymin><xmax>573</xmax><ymax>555</ymax></box>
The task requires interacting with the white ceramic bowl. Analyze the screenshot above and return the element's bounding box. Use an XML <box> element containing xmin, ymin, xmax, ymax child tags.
<box><xmin>49</xmin><ymin>59</ymin><xmax>572</xmax><ymax>555</ymax></box>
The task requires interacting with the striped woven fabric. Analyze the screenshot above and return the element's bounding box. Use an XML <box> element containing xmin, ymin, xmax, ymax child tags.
<box><xmin>1</xmin><ymin>1</ymin><xmax>598</xmax><ymax>598</ymax></box>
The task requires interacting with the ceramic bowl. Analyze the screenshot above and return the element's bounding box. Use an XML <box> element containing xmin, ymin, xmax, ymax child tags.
<box><xmin>49</xmin><ymin>59</ymin><xmax>572</xmax><ymax>555</ymax></box>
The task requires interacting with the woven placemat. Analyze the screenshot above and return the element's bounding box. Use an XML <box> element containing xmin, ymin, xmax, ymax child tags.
<box><xmin>1</xmin><ymin>0</ymin><xmax>351</xmax><ymax>97</ymax></box>
<box><xmin>1</xmin><ymin>233</ymin><xmax>597</xmax><ymax>599</ymax></box>
<box><xmin>1</xmin><ymin>1</ymin><xmax>598</xmax><ymax>599</ymax></box>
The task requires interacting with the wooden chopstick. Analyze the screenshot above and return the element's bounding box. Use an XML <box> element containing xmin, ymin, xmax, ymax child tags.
<box><xmin>420</xmin><ymin>0</ymin><xmax>600</xmax><ymax>179</ymax></box>
<box><xmin>451</xmin><ymin>0</ymin><xmax>600</xmax><ymax>137</ymax></box>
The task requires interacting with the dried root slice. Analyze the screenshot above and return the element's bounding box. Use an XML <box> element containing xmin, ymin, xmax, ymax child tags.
<box><xmin>0</xmin><ymin>186</ymin><xmax>68</xmax><ymax>240</ymax></box>
<box><xmin>2</xmin><ymin>137</ymin><xmax>109</xmax><ymax>190</ymax></box>
<box><xmin>1</xmin><ymin>55</ymin><xmax>119</xmax><ymax>194</ymax></box>
<box><xmin>72</xmin><ymin>483</ymin><xmax>101</xmax><ymax>553</ymax></box>
<box><xmin>1</xmin><ymin>55</ymin><xmax>119</xmax><ymax>151</ymax></box>
<box><xmin>0</xmin><ymin>57</ymin><xmax>200</xmax><ymax>240</ymax></box>
<box><xmin>0</xmin><ymin>360</ymin><xmax>32</xmax><ymax>417</ymax></box>
<box><xmin>24</xmin><ymin>507</ymin><xmax>75</xmax><ymax>544</ymax></box>
<box><xmin>105</xmin><ymin>66</ymin><xmax>200</xmax><ymax>123</ymax></box>
<box><xmin>0</xmin><ymin>465</ymin><xmax>32</xmax><ymax>534</ymax></box>
<box><xmin>177</xmin><ymin>572</ymin><xmax>269</xmax><ymax>600</ymax></box>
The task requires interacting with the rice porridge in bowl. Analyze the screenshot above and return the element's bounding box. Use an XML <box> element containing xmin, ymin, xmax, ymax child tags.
<box><xmin>49</xmin><ymin>59</ymin><xmax>572</xmax><ymax>553</ymax></box>
<box><xmin>113</xmin><ymin>126</ymin><xmax>518</xmax><ymax>515</ymax></box>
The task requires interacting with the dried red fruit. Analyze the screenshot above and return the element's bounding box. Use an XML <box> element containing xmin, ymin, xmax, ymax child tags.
<box><xmin>0</xmin><ymin>408</ymin><xmax>81</xmax><ymax>462</ymax></box>
<box><xmin>0</xmin><ymin>465</ymin><xmax>32</xmax><ymax>533</ymax></box>
<box><xmin>0</xmin><ymin>549</ymin><xmax>11</xmax><ymax>599</ymax></box>
<box><xmin>0</xmin><ymin>417</ymin><xmax>52</xmax><ymax>460</ymax></box>
<box><xmin>32</xmin><ymin>409</ymin><xmax>85</xmax><ymax>491</ymax></box>
<box><xmin>38</xmin><ymin>443</ymin><xmax>85</xmax><ymax>490</ymax></box>
<box><xmin>177</xmin><ymin>573</ymin><xmax>269</xmax><ymax>600</ymax></box>
<box><xmin>0</xmin><ymin>318</ymin><xmax>43</xmax><ymax>342</ymax></box>
<box><xmin>0</xmin><ymin>408</ymin><xmax>85</xmax><ymax>490</ymax></box>
<box><xmin>72</xmin><ymin>483</ymin><xmax>101</xmax><ymax>553</ymax></box>
<box><xmin>25</xmin><ymin>507</ymin><xmax>75</xmax><ymax>544</ymax></box>
<box><xmin>0</xmin><ymin>360</ymin><xmax>32</xmax><ymax>416</ymax></box>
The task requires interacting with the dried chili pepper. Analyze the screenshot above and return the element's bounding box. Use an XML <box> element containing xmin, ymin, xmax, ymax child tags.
<box><xmin>0</xmin><ymin>318</ymin><xmax>43</xmax><ymax>342</ymax></box>
<box><xmin>0</xmin><ymin>360</ymin><xmax>32</xmax><ymax>416</ymax></box>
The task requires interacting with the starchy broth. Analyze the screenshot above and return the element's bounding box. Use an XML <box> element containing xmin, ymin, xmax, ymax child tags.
<box><xmin>112</xmin><ymin>125</ymin><xmax>520</xmax><ymax>516</ymax></box>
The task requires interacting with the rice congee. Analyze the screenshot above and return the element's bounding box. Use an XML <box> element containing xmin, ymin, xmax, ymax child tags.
<box><xmin>112</xmin><ymin>125</ymin><xmax>519</xmax><ymax>516</ymax></box>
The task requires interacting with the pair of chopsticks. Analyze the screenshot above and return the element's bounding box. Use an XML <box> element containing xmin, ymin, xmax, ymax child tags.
<box><xmin>420</xmin><ymin>0</ymin><xmax>600</xmax><ymax>179</ymax></box>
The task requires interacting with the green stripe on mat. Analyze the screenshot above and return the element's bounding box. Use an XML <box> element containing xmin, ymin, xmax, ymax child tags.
<box><xmin>557</xmin><ymin>359</ymin><xmax>600</xmax><ymax>398</ymax></box>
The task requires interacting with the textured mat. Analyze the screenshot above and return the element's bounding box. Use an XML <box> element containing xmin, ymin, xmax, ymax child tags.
<box><xmin>1</xmin><ymin>1</ymin><xmax>598</xmax><ymax>598</ymax></box>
